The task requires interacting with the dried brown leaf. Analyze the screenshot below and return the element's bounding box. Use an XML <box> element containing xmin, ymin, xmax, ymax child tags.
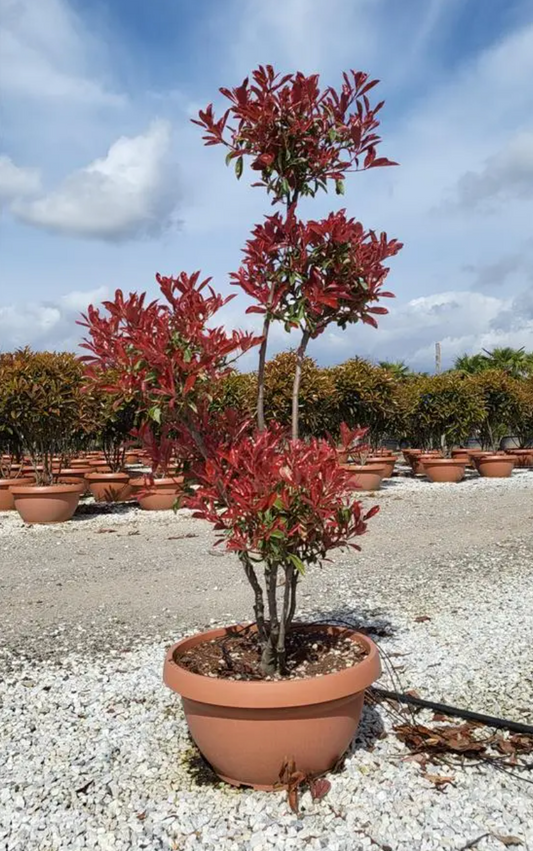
<box><xmin>309</xmin><ymin>777</ymin><xmax>331</xmax><ymax>800</ymax></box>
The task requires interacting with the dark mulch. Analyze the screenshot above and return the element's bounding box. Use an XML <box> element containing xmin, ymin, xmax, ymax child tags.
<box><xmin>176</xmin><ymin>625</ymin><xmax>368</xmax><ymax>681</ymax></box>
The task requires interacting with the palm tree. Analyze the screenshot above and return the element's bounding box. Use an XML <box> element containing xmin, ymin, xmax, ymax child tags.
<box><xmin>378</xmin><ymin>360</ymin><xmax>410</xmax><ymax>379</ymax></box>
<box><xmin>454</xmin><ymin>353</ymin><xmax>489</xmax><ymax>374</ymax></box>
<box><xmin>482</xmin><ymin>346</ymin><xmax>529</xmax><ymax>378</ymax></box>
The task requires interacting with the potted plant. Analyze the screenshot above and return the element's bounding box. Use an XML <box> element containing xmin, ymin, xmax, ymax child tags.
<box><xmin>3</xmin><ymin>349</ymin><xmax>85</xmax><ymax>523</ymax></box>
<box><xmin>0</xmin><ymin>355</ymin><xmax>33</xmax><ymax>511</ymax></box>
<box><xmin>83</xmin><ymin>378</ymin><xmax>139</xmax><ymax>502</ymax></box>
<box><xmin>128</xmin><ymin>423</ymin><xmax>185</xmax><ymax>510</ymax></box>
<box><xmin>335</xmin><ymin>423</ymin><xmax>388</xmax><ymax>490</ymax></box>
<box><xmin>82</xmin><ymin>65</ymin><xmax>401</xmax><ymax>789</ymax></box>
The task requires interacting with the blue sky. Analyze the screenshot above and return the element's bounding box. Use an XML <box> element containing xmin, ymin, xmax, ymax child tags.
<box><xmin>1</xmin><ymin>0</ymin><xmax>533</xmax><ymax>370</ymax></box>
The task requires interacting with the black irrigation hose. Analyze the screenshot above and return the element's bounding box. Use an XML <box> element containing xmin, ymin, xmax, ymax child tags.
<box><xmin>370</xmin><ymin>687</ymin><xmax>533</xmax><ymax>736</ymax></box>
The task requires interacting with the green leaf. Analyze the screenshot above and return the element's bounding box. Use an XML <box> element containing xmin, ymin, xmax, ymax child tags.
<box><xmin>235</xmin><ymin>157</ymin><xmax>243</xmax><ymax>179</ymax></box>
<box><xmin>148</xmin><ymin>405</ymin><xmax>162</xmax><ymax>424</ymax></box>
<box><xmin>335</xmin><ymin>179</ymin><xmax>345</xmax><ymax>196</ymax></box>
<box><xmin>225</xmin><ymin>151</ymin><xmax>234</xmax><ymax>166</ymax></box>
<box><xmin>288</xmin><ymin>553</ymin><xmax>306</xmax><ymax>575</ymax></box>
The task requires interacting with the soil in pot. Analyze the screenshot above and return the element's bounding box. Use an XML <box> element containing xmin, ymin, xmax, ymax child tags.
<box><xmin>0</xmin><ymin>477</ymin><xmax>34</xmax><ymax>511</ymax></box>
<box><xmin>475</xmin><ymin>455</ymin><xmax>515</xmax><ymax>478</ymax></box>
<box><xmin>11</xmin><ymin>484</ymin><xmax>81</xmax><ymax>523</ymax></box>
<box><xmin>85</xmin><ymin>472</ymin><xmax>132</xmax><ymax>503</ymax></box>
<box><xmin>422</xmin><ymin>459</ymin><xmax>466</xmax><ymax>483</ymax></box>
<box><xmin>130</xmin><ymin>476</ymin><xmax>184</xmax><ymax>511</ymax></box>
<box><xmin>341</xmin><ymin>464</ymin><xmax>385</xmax><ymax>491</ymax></box>
<box><xmin>163</xmin><ymin>624</ymin><xmax>381</xmax><ymax>790</ymax></box>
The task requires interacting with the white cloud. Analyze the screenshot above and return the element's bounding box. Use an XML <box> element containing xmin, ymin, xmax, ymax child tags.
<box><xmin>451</xmin><ymin>131</ymin><xmax>533</xmax><ymax>211</ymax></box>
<box><xmin>13</xmin><ymin>121</ymin><xmax>181</xmax><ymax>241</ymax></box>
<box><xmin>0</xmin><ymin>155</ymin><xmax>41</xmax><ymax>204</ymax></box>
<box><xmin>310</xmin><ymin>289</ymin><xmax>533</xmax><ymax>370</ymax></box>
<box><xmin>0</xmin><ymin>0</ymin><xmax>122</xmax><ymax>105</ymax></box>
<box><xmin>0</xmin><ymin>286</ymin><xmax>108</xmax><ymax>351</ymax></box>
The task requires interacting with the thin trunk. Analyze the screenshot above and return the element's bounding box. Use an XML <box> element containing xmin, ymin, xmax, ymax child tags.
<box><xmin>260</xmin><ymin>563</ymin><xmax>279</xmax><ymax>674</ymax></box>
<box><xmin>276</xmin><ymin>564</ymin><xmax>295</xmax><ymax>673</ymax></box>
<box><xmin>242</xmin><ymin>555</ymin><xmax>266</xmax><ymax>642</ymax></box>
<box><xmin>286</xmin><ymin>569</ymin><xmax>298</xmax><ymax>628</ymax></box>
<box><xmin>291</xmin><ymin>329</ymin><xmax>311</xmax><ymax>441</ymax></box>
<box><xmin>256</xmin><ymin>316</ymin><xmax>271</xmax><ymax>431</ymax></box>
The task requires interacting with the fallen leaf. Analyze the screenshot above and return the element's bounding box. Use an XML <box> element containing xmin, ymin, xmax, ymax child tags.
<box><xmin>414</xmin><ymin>615</ymin><xmax>431</xmax><ymax>623</ymax></box>
<box><xmin>137</xmin><ymin>811</ymin><xmax>147</xmax><ymax>821</ymax></box>
<box><xmin>493</xmin><ymin>836</ymin><xmax>524</xmax><ymax>847</ymax></box>
<box><xmin>97</xmin><ymin>528</ymin><xmax>116</xmax><ymax>534</ymax></box>
<box><xmin>425</xmin><ymin>773</ymin><xmax>455</xmax><ymax>788</ymax></box>
<box><xmin>309</xmin><ymin>777</ymin><xmax>331</xmax><ymax>800</ymax></box>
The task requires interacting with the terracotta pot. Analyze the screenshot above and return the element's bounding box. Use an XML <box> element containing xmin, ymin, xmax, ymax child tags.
<box><xmin>366</xmin><ymin>456</ymin><xmax>396</xmax><ymax>478</ymax></box>
<box><xmin>90</xmin><ymin>460</ymin><xmax>112</xmax><ymax>472</ymax></box>
<box><xmin>0</xmin><ymin>478</ymin><xmax>34</xmax><ymax>511</ymax></box>
<box><xmin>10</xmin><ymin>484</ymin><xmax>81</xmax><ymax>523</ymax></box>
<box><xmin>410</xmin><ymin>452</ymin><xmax>441</xmax><ymax>475</ymax></box>
<box><xmin>475</xmin><ymin>455</ymin><xmax>515</xmax><ymax>478</ymax></box>
<box><xmin>54</xmin><ymin>467</ymin><xmax>92</xmax><ymax>494</ymax></box>
<box><xmin>422</xmin><ymin>458</ymin><xmax>466</xmax><ymax>483</ymax></box>
<box><xmin>341</xmin><ymin>464</ymin><xmax>385</xmax><ymax>491</ymax></box>
<box><xmin>163</xmin><ymin>624</ymin><xmax>381</xmax><ymax>790</ymax></box>
<box><xmin>506</xmin><ymin>449</ymin><xmax>533</xmax><ymax>468</ymax></box>
<box><xmin>130</xmin><ymin>476</ymin><xmax>184</xmax><ymax>510</ymax></box>
<box><xmin>86</xmin><ymin>472</ymin><xmax>132</xmax><ymax>503</ymax></box>
<box><xmin>451</xmin><ymin>449</ymin><xmax>473</xmax><ymax>467</ymax></box>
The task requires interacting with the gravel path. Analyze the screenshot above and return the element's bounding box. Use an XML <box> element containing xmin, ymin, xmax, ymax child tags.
<box><xmin>1</xmin><ymin>470</ymin><xmax>532</xmax><ymax>850</ymax></box>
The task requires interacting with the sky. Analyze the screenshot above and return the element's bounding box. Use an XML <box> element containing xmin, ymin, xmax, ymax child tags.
<box><xmin>1</xmin><ymin>0</ymin><xmax>533</xmax><ymax>372</ymax></box>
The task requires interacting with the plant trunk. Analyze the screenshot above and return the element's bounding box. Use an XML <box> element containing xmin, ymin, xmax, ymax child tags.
<box><xmin>241</xmin><ymin>555</ymin><xmax>267</xmax><ymax>643</ymax></box>
<box><xmin>260</xmin><ymin>564</ymin><xmax>279</xmax><ymax>674</ymax></box>
<box><xmin>256</xmin><ymin>316</ymin><xmax>271</xmax><ymax>432</ymax></box>
<box><xmin>291</xmin><ymin>330</ymin><xmax>311</xmax><ymax>441</ymax></box>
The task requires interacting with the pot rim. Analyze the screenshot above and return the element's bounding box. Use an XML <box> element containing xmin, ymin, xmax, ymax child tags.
<box><xmin>85</xmin><ymin>471</ymin><xmax>129</xmax><ymax>481</ymax></box>
<box><xmin>10</xmin><ymin>484</ymin><xmax>83</xmax><ymax>495</ymax></box>
<box><xmin>422</xmin><ymin>458</ymin><xmax>466</xmax><ymax>466</ymax></box>
<box><xmin>164</xmin><ymin>623</ymin><xmax>381</xmax><ymax>709</ymax></box>
<box><xmin>340</xmin><ymin>464</ymin><xmax>386</xmax><ymax>473</ymax></box>
<box><xmin>130</xmin><ymin>476</ymin><xmax>184</xmax><ymax>488</ymax></box>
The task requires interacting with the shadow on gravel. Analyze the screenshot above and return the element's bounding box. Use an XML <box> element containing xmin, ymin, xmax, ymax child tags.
<box><xmin>71</xmin><ymin>501</ymin><xmax>139</xmax><ymax>522</ymax></box>
<box><xmin>306</xmin><ymin>603</ymin><xmax>398</xmax><ymax>640</ymax></box>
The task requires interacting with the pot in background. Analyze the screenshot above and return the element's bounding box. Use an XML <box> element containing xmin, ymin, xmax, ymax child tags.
<box><xmin>475</xmin><ymin>455</ymin><xmax>515</xmax><ymax>478</ymax></box>
<box><xmin>366</xmin><ymin>456</ymin><xmax>396</xmax><ymax>478</ymax></box>
<box><xmin>10</xmin><ymin>484</ymin><xmax>81</xmax><ymax>523</ymax></box>
<box><xmin>422</xmin><ymin>458</ymin><xmax>466</xmax><ymax>483</ymax></box>
<box><xmin>55</xmin><ymin>467</ymin><xmax>92</xmax><ymax>494</ymax></box>
<box><xmin>85</xmin><ymin>472</ymin><xmax>132</xmax><ymax>503</ymax></box>
<box><xmin>130</xmin><ymin>476</ymin><xmax>184</xmax><ymax>511</ymax></box>
<box><xmin>506</xmin><ymin>449</ymin><xmax>533</xmax><ymax>468</ymax></box>
<box><xmin>0</xmin><ymin>477</ymin><xmax>35</xmax><ymax>511</ymax></box>
<box><xmin>163</xmin><ymin>624</ymin><xmax>381</xmax><ymax>790</ymax></box>
<box><xmin>341</xmin><ymin>464</ymin><xmax>385</xmax><ymax>491</ymax></box>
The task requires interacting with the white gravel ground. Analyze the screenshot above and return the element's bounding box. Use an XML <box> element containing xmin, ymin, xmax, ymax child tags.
<box><xmin>1</xmin><ymin>470</ymin><xmax>533</xmax><ymax>850</ymax></box>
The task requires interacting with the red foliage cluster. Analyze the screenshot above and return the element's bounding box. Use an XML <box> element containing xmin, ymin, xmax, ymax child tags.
<box><xmin>189</xmin><ymin>426</ymin><xmax>379</xmax><ymax>569</ymax></box>
<box><xmin>231</xmin><ymin>207</ymin><xmax>402</xmax><ymax>335</ymax></box>
<box><xmin>193</xmin><ymin>65</ymin><xmax>396</xmax><ymax>201</ymax></box>
<box><xmin>79</xmin><ymin>272</ymin><xmax>261</xmax><ymax>415</ymax></box>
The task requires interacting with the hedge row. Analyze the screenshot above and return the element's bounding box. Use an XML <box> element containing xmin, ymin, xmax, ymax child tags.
<box><xmin>219</xmin><ymin>354</ymin><xmax>533</xmax><ymax>449</ymax></box>
<box><xmin>1</xmin><ymin>349</ymin><xmax>532</xmax><ymax>461</ymax></box>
